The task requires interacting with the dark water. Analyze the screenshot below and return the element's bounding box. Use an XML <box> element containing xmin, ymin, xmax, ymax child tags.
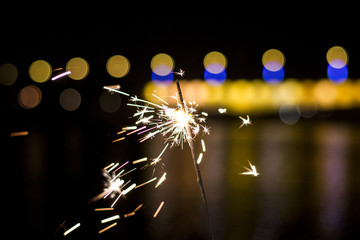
<box><xmin>5</xmin><ymin>116</ymin><xmax>360</xmax><ymax>239</ymax></box>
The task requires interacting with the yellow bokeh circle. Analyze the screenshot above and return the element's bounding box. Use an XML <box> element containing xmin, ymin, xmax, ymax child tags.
<box><xmin>106</xmin><ymin>55</ymin><xmax>130</xmax><ymax>78</ymax></box>
<box><xmin>29</xmin><ymin>60</ymin><xmax>52</xmax><ymax>83</ymax></box>
<box><xmin>66</xmin><ymin>57</ymin><xmax>89</xmax><ymax>80</ymax></box>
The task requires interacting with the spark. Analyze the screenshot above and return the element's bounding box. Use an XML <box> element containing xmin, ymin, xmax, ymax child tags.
<box><xmin>197</xmin><ymin>153</ymin><xmax>204</xmax><ymax>164</ymax></box>
<box><xmin>112</xmin><ymin>137</ymin><xmax>125</xmax><ymax>143</ymax></box>
<box><xmin>94</xmin><ymin>208</ymin><xmax>114</xmax><ymax>211</ymax></box>
<box><xmin>153</xmin><ymin>201</ymin><xmax>165</xmax><ymax>218</ymax></box>
<box><xmin>201</xmin><ymin>139</ymin><xmax>206</xmax><ymax>152</ymax></box>
<box><xmin>63</xmin><ymin>222</ymin><xmax>80</xmax><ymax>236</ymax></box>
<box><xmin>123</xmin><ymin>212</ymin><xmax>135</xmax><ymax>218</ymax></box>
<box><xmin>132</xmin><ymin>157</ymin><xmax>148</xmax><ymax>164</ymax></box>
<box><xmin>174</xmin><ymin>68</ymin><xmax>185</xmax><ymax>77</ymax></box>
<box><xmin>10</xmin><ymin>131</ymin><xmax>28</xmax><ymax>137</ymax></box>
<box><xmin>135</xmin><ymin>177</ymin><xmax>157</xmax><ymax>189</ymax></box>
<box><xmin>107</xmin><ymin>162</ymin><xmax>119</xmax><ymax>173</ymax></box>
<box><xmin>239</xmin><ymin>115</ymin><xmax>251</xmax><ymax>128</ymax></box>
<box><xmin>122</xmin><ymin>183</ymin><xmax>137</xmax><ymax>195</ymax></box>
<box><xmin>240</xmin><ymin>160</ymin><xmax>260</xmax><ymax>177</ymax></box>
<box><xmin>218</xmin><ymin>108</ymin><xmax>227</xmax><ymax>114</ymax></box>
<box><xmin>101</xmin><ymin>215</ymin><xmax>120</xmax><ymax>224</ymax></box>
<box><xmin>98</xmin><ymin>222</ymin><xmax>117</xmax><ymax>234</ymax></box>
<box><xmin>155</xmin><ymin>172</ymin><xmax>167</xmax><ymax>188</ymax></box>
<box><xmin>51</xmin><ymin>71</ymin><xmax>71</xmax><ymax>81</ymax></box>
<box><xmin>103</xmin><ymin>86</ymin><xmax>129</xmax><ymax>96</ymax></box>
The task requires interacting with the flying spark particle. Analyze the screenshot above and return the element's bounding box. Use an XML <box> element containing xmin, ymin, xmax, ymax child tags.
<box><xmin>201</xmin><ymin>139</ymin><xmax>206</xmax><ymax>152</ymax></box>
<box><xmin>94</xmin><ymin>208</ymin><xmax>114</xmax><ymax>211</ymax></box>
<box><xmin>240</xmin><ymin>160</ymin><xmax>259</xmax><ymax>177</ymax></box>
<box><xmin>218</xmin><ymin>108</ymin><xmax>227</xmax><ymax>114</ymax></box>
<box><xmin>197</xmin><ymin>153</ymin><xmax>204</xmax><ymax>164</ymax></box>
<box><xmin>239</xmin><ymin>115</ymin><xmax>251</xmax><ymax>128</ymax></box>
<box><xmin>63</xmin><ymin>223</ymin><xmax>80</xmax><ymax>236</ymax></box>
<box><xmin>98</xmin><ymin>222</ymin><xmax>117</xmax><ymax>234</ymax></box>
<box><xmin>132</xmin><ymin>157</ymin><xmax>148</xmax><ymax>164</ymax></box>
<box><xmin>112</xmin><ymin>137</ymin><xmax>125</xmax><ymax>143</ymax></box>
<box><xmin>10</xmin><ymin>131</ymin><xmax>29</xmax><ymax>137</ymax></box>
<box><xmin>51</xmin><ymin>71</ymin><xmax>71</xmax><ymax>81</ymax></box>
<box><xmin>135</xmin><ymin>177</ymin><xmax>157</xmax><ymax>189</ymax></box>
<box><xmin>155</xmin><ymin>173</ymin><xmax>167</xmax><ymax>188</ymax></box>
<box><xmin>101</xmin><ymin>215</ymin><xmax>120</xmax><ymax>224</ymax></box>
<box><xmin>153</xmin><ymin>201</ymin><xmax>165</xmax><ymax>218</ymax></box>
<box><xmin>174</xmin><ymin>68</ymin><xmax>185</xmax><ymax>77</ymax></box>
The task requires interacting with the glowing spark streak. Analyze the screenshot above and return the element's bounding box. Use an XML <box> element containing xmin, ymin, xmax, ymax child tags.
<box><xmin>201</xmin><ymin>112</ymin><xmax>208</xmax><ymax>116</ymax></box>
<box><xmin>239</xmin><ymin>115</ymin><xmax>251</xmax><ymax>128</ymax></box>
<box><xmin>122</xmin><ymin>183</ymin><xmax>136</xmax><ymax>195</ymax></box>
<box><xmin>94</xmin><ymin>208</ymin><xmax>114</xmax><ymax>211</ymax></box>
<box><xmin>98</xmin><ymin>222</ymin><xmax>117</xmax><ymax>234</ymax></box>
<box><xmin>111</xmin><ymin>193</ymin><xmax>123</xmax><ymax>208</ymax></box>
<box><xmin>122</xmin><ymin>126</ymin><xmax>137</xmax><ymax>131</ymax></box>
<box><xmin>135</xmin><ymin>177</ymin><xmax>157</xmax><ymax>189</ymax></box>
<box><xmin>124</xmin><ymin>126</ymin><xmax>145</xmax><ymax>136</ymax></box>
<box><xmin>139</xmin><ymin>130</ymin><xmax>160</xmax><ymax>143</ymax></box>
<box><xmin>152</xmin><ymin>94</ymin><xmax>169</xmax><ymax>105</ymax></box>
<box><xmin>63</xmin><ymin>223</ymin><xmax>80</xmax><ymax>236</ymax></box>
<box><xmin>110</xmin><ymin>170</ymin><xmax>124</xmax><ymax>183</ymax></box>
<box><xmin>201</xmin><ymin>139</ymin><xmax>206</xmax><ymax>152</ymax></box>
<box><xmin>107</xmin><ymin>163</ymin><xmax>119</xmax><ymax>173</ymax></box>
<box><xmin>101</xmin><ymin>215</ymin><xmax>120</xmax><ymax>223</ymax></box>
<box><xmin>151</xmin><ymin>144</ymin><xmax>169</xmax><ymax>165</ymax></box>
<box><xmin>133</xmin><ymin>203</ymin><xmax>144</xmax><ymax>212</ymax></box>
<box><xmin>123</xmin><ymin>212</ymin><xmax>135</xmax><ymax>218</ymax></box>
<box><xmin>119</xmin><ymin>167</ymin><xmax>137</xmax><ymax>178</ymax></box>
<box><xmin>197</xmin><ymin>153</ymin><xmax>204</xmax><ymax>164</ymax></box>
<box><xmin>155</xmin><ymin>173</ymin><xmax>167</xmax><ymax>188</ymax></box>
<box><xmin>132</xmin><ymin>157</ymin><xmax>148</xmax><ymax>164</ymax></box>
<box><xmin>240</xmin><ymin>160</ymin><xmax>259</xmax><ymax>176</ymax></box>
<box><xmin>153</xmin><ymin>201</ymin><xmax>165</xmax><ymax>218</ymax></box>
<box><xmin>112</xmin><ymin>137</ymin><xmax>125</xmax><ymax>143</ymax></box>
<box><xmin>114</xmin><ymin>161</ymin><xmax>129</xmax><ymax>173</ymax></box>
<box><xmin>127</xmin><ymin>103</ymin><xmax>154</xmax><ymax>108</ymax></box>
<box><xmin>103</xmin><ymin>163</ymin><xmax>114</xmax><ymax>171</ymax></box>
<box><xmin>136</xmin><ymin>115</ymin><xmax>154</xmax><ymax>124</ymax></box>
<box><xmin>130</xmin><ymin>97</ymin><xmax>162</xmax><ymax>108</ymax></box>
<box><xmin>52</xmin><ymin>71</ymin><xmax>71</xmax><ymax>81</ymax></box>
<box><xmin>10</xmin><ymin>131</ymin><xmax>29</xmax><ymax>137</ymax></box>
<box><xmin>103</xmin><ymin>86</ymin><xmax>130</xmax><ymax>96</ymax></box>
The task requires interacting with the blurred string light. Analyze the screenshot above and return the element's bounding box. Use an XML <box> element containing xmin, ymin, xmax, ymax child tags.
<box><xmin>144</xmin><ymin>78</ymin><xmax>360</xmax><ymax>115</ymax></box>
<box><xmin>151</xmin><ymin>53</ymin><xmax>174</xmax><ymax>85</ymax></box>
<box><xmin>66</xmin><ymin>57</ymin><xmax>89</xmax><ymax>80</ymax></box>
<box><xmin>203</xmin><ymin>51</ymin><xmax>227</xmax><ymax>85</ymax></box>
<box><xmin>262</xmin><ymin>49</ymin><xmax>285</xmax><ymax>83</ymax></box>
<box><xmin>326</xmin><ymin>46</ymin><xmax>349</xmax><ymax>84</ymax></box>
<box><xmin>106</xmin><ymin>55</ymin><xmax>130</xmax><ymax>78</ymax></box>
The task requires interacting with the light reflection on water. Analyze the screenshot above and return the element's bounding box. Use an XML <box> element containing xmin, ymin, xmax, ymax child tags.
<box><xmin>145</xmin><ymin>119</ymin><xmax>359</xmax><ymax>240</ymax></box>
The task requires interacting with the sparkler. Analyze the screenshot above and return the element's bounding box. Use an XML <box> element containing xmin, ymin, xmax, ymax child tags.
<box><xmin>103</xmin><ymin>71</ymin><xmax>213</xmax><ymax>239</ymax></box>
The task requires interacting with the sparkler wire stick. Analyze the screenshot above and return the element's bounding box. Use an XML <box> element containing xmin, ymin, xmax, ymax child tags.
<box><xmin>175</xmin><ymin>79</ymin><xmax>214</xmax><ymax>240</ymax></box>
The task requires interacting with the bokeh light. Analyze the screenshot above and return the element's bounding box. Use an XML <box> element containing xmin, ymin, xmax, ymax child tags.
<box><xmin>203</xmin><ymin>51</ymin><xmax>227</xmax><ymax>74</ymax></box>
<box><xmin>327</xmin><ymin>64</ymin><xmax>348</xmax><ymax>84</ymax></box>
<box><xmin>313</xmin><ymin>79</ymin><xmax>338</xmax><ymax>109</ymax></box>
<box><xmin>262</xmin><ymin>49</ymin><xmax>285</xmax><ymax>72</ymax></box>
<box><xmin>66</xmin><ymin>57</ymin><xmax>89</xmax><ymax>80</ymax></box>
<box><xmin>151</xmin><ymin>53</ymin><xmax>174</xmax><ymax>76</ymax></box>
<box><xmin>18</xmin><ymin>85</ymin><xmax>42</xmax><ymax>109</ymax></box>
<box><xmin>106</xmin><ymin>55</ymin><xmax>130</xmax><ymax>78</ymax></box>
<box><xmin>99</xmin><ymin>91</ymin><xmax>122</xmax><ymax>113</ymax></box>
<box><xmin>151</xmin><ymin>71</ymin><xmax>174</xmax><ymax>86</ymax></box>
<box><xmin>279</xmin><ymin>103</ymin><xmax>300</xmax><ymax>125</ymax></box>
<box><xmin>0</xmin><ymin>63</ymin><xmax>18</xmax><ymax>86</ymax></box>
<box><xmin>262</xmin><ymin>66</ymin><xmax>285</xmax><ymax>83</ymax></box>
<box><xmin>327</xmin><ymin>46</ymin><xmax>348</xmax><ymax>69</ymax></box>
<box><xmin>204</xmin><ymin>68</ymin><xmax>226</xmax><ymax>85</ymax></box>
<box><xmin>59</xmin><ymin>88</ymin><xmax>81</xmax><ymax>111</ymax></box>
<box><xmin>29</xmin><ymin>60</ymin><xmax>52</xmax><ymax>83</ymax></box>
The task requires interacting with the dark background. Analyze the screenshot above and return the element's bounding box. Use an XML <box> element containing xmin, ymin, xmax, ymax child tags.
<box><xmin>2</xmin><ymin>9</ymin><xmax>360</xmax><ymax>240</ymax></box>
